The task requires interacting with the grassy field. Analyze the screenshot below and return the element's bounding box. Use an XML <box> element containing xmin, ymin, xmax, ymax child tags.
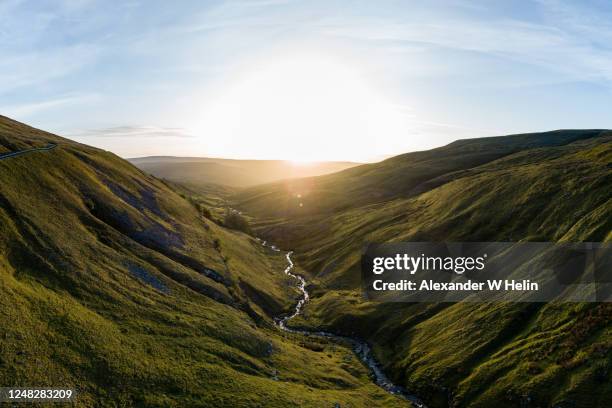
<box><xmin>0</xmin><ymin>115</ymin><xmax>409</xmax><ymax>407</ymax></box>
<box><xmin>234</xmin><ymin>130</ymin><xmax>612</xmax><ymax>407</ymax></box>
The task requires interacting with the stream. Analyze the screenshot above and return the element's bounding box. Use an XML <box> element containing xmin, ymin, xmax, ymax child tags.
<box><xmin>257</xmin><ymin>238</ymin><xmax>426</xmax><ymax>407</ymax></box>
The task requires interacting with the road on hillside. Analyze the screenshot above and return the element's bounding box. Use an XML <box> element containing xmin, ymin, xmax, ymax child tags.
<box><xmin>0</xmin><ymin>143</ymin><xmax>57</xmax><ymax>161</ymax></box>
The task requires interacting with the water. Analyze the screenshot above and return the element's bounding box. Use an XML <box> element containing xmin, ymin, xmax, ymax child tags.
<box><xmin>259</xmin><ymin>240</ymin><xmax>426</xmax><ymax>407</ymax></box>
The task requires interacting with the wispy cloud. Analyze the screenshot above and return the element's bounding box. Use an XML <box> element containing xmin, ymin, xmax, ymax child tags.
<box><xmin>0</xmin><ymin>45</ymin><xmax>102</xmax><ymax>94</ymax></box>
<box><xmin>314</xmin><ymin>6</ymin><xmax>612</xmax><ymax>84</ymax></box>
<box><xmin>71</xmin><ymin>125</ymin><xmax>196</xmax><ymax>138</ymax></box>
<box><xmin>0</xmin><ymin>93</ymin><xmax>99</xmax><ymax>117</ymax></box>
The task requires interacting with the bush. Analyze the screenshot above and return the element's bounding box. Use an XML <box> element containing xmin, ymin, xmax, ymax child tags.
<box><xmin>197</xmin><ymin>203</ymin><xmax>212</xmax><ymax>219</ymax></box>
<box><xmin>223</xmin><ymin>210</ymin><xmax>252</xmax><ymax>234</ymax></box>
<box><xmin>184</xmin><ymin>195</ymin><xmax>212</xmax><ymax>219</ymax></box>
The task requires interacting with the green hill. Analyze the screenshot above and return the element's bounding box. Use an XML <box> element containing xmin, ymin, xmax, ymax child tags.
<box><xmin>128</xmin><ymin>156</ymin><xmax>359</xmax><ymax>188</ymax></box>
<box><xmin>233</xmin><ymin>130</ymin><xmax>612</xmax><ymax>407</ymax></box>
<box><xmin>235</xmin><ymin>130</ymin><xmax>606</xmax><ymax>218</ymax></box>
<box><xmin>0</xmin><ymin>115</ymin><xmax>407</xmax><ymax>407</ymax></box>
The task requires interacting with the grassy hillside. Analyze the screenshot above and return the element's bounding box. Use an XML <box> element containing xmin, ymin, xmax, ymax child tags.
<box><xmin>129</xmin><ymin>156</ymin><xmax>359</xmax><ymax>188</ymax></box>
<box><xmin>0</xmin><ymin>115</ymin><xmax>407</xmax><ymax>407</ymax></box>
<box><xmin>233</xmin><ymin>131</ymin><xmax>612</xmax><ymax>407</ymax></box>
<box><xmin>236</xmin><ymin>130</ymin><xmax>606</xmax><ymax>218</ymax></box>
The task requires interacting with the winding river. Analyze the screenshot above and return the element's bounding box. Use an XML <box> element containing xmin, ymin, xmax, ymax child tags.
<box><xmin>258</xmin><ymin>239</ymin><xmax>426</xmax><ymax>407</ymax></box>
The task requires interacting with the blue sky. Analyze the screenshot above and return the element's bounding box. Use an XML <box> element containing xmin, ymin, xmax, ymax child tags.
<box><xmin>1</xmin><ymin>0</ymin><xmax>612</xmax><ymax>161</ymax></box>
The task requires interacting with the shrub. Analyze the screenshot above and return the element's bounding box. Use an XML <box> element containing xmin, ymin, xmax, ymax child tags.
<box><xmin>223</xmin><ymin>209</ymin><xmax>252</xmax><ymax>234</ymax></box>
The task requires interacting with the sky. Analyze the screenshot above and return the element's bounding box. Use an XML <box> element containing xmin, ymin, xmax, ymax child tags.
<box><xmin>1</xmin><ymin>0</ymin><xmax>612</xmax><ymax>162</ymax></box>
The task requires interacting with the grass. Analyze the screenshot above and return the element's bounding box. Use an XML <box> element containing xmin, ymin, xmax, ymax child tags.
<box><xmin>0</xmin><ymin>115</ymin><xmax>409</xmax><ymax>407</ymax></box>
<box><xmin>234</xmin><ymin>130</ymin><xmax>612</xmax><ymax>407</ymax></box>
<box><xmin>235</xmin><ymin>130</ymin><xmax>608</xmax><ymax>219</ymax></box>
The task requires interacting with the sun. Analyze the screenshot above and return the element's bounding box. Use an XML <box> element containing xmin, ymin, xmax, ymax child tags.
<box><xmin>194</xmin><ymin>53</ymin><xmax>407</xmax><ymax>162</ymax></box>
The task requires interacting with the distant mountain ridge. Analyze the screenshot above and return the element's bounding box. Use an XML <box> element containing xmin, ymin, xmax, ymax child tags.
<box><xmin>129</xmin><ymin>155</ymin><xmax>360</xmax><ymax>188</ymax></box>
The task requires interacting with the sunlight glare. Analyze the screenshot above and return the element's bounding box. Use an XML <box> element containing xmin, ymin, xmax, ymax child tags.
<box><xmin>194</xmin><ymin>54</ymin><xmax>408</xmax><ymax>162</ymax></box>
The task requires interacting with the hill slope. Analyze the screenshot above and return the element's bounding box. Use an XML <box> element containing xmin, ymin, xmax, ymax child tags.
<box><xmin>236</xmin><ymin>130</ymin><xmax>607</xmax><ymax>218</ymax></box>
<box><xmin>129</xmin><ymin>156</ymin><xmax>359</xmax><ymax>188</ymax></box>
<box><xmin>233</xmin><ymin>130</ymin><xmax>612</xmax><ymax>407</ymax></box>
<box><xmin>0</xmin><ymin>115</ymin><xmax>406</xmax><ymax>407</ymax></box>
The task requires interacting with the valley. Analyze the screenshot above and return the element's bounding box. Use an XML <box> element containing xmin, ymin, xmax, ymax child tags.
<box><xmin>0</xmin><ymin>115</ymin><xmax>610</xmax><ymax>407</ymax></box>
<box><xmin>4</xmin><ymin>2</ymin><xmax>611</xmax><ymax>407</ymax></box>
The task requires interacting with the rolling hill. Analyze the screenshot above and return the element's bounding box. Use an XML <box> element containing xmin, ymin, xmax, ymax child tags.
<box><xmin>128</xmin><ymin>156</ymin><xmax>359</xmax><ymax>188</ymax></box>
<box><xmin>233</xmin><ymin>130</ymin><xmax>612</xmax><ymax>407</ymax></box>
<box><xmin>235</xmin><ymin>130</ymin><xmax>607</xmax><ymax>218</ymax></box>
<box><xmin>0</xmin><ymin>115</ymin><xmax>407</xmax><ymax>407</ymax></box>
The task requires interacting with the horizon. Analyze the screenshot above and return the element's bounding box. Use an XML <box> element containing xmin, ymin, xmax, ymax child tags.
<box><xmin>124</xmin><ymin>126</ymin><xmax>610</xmax><ymax>163</ymax></box>
<box><xmin>6</xmin><ymin>109</ymin><xmax>610</xmax><ymax>163</ymax></box>
<box><xmin>2</xmin><ymin>1</ymin><xmax>612</xmax><ymax>161</ymax></box>
<box><xmin>127</xmin><ymin>156</ymin><xmax>365</xmax><ymax>164</ymax></box>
